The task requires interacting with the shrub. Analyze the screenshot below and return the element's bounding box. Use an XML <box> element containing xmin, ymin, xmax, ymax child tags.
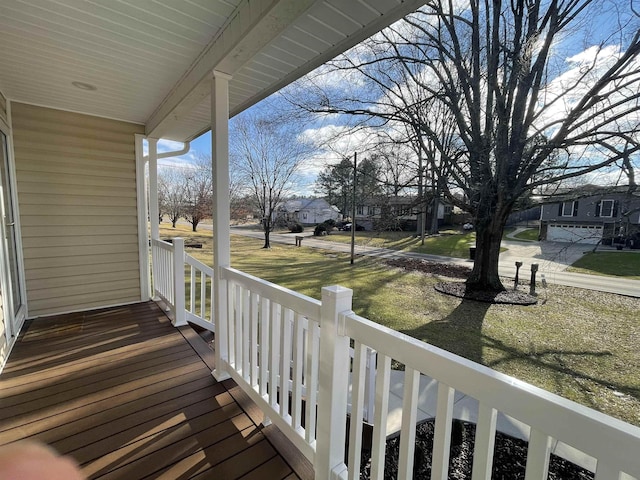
<box><xmin>324</xmin><ymin>218</ymin><xmax>337</xmax><ymax>227</ymax></box>
<box><xmin>289</xmin><ymin>223</ymin><xmax>304</xmax><ymax>233</ymax></box>
<box><xmin>314</xmin><ymin>224</ymin><xmax>328</xmax><ymax>236</ymax></box>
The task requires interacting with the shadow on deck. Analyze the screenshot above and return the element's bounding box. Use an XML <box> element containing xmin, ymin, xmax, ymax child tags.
<box><xmin>0</xmin><ymin>301</ymin><xmax>312</xmax><ymax>480</ymax></box>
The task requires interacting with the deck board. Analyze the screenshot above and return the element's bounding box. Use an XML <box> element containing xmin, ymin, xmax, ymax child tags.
<box><xmin>0</xmin><ymin>301</ymin><xmax>312</xmax><ymax>480</ymax></box>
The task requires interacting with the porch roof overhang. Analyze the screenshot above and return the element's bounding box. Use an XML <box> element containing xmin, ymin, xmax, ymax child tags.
<box><xmin>0</xmin><ymin>0</ymin><xmax>426</xmax><ymax>142</ymax></box>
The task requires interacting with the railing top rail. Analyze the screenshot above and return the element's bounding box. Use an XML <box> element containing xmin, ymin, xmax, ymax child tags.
<box><xmin>152</xmin><ymin>238</ymin><xmax>174</xmax><ymax>251</ymax></box>
<box><xmin>340</xmin><ymin>310</ymin><xmax>640</xmax><ymax>477</ymax></box>
<box><xmin>185</xmin><ymin>253</ymin><xmax>214</xmax><ymax>277</ymax></box>
<box><xmin>222</xmin><ymin>266</ymin><xmax>322</xmax><ymax>320</ymax></box>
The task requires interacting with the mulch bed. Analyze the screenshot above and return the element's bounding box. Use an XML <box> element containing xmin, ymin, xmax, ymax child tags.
<box><xmin>359</xmin><ymin>419</ymin><xmax>594</xmax><ymax>480</ymax></box>
<box><xmin>384</xmin><ymin>258</ymin><xmax>538</xmax><ymax>305</ymax></box>
<box><xmin>384</xmin><ymin>258</ymin><xmax>472</xmax><ymax>279</ymax></box>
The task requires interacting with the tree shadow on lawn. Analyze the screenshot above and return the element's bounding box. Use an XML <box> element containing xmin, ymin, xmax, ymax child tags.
<box><xmin>235</xmin><ymin>255</ymin><xmax>406</xmax><ymax>321</ymax></box>
<box><xmin>399</xmin><ymin>298</ymin><xmax>636</xmax><ymax>413</ymax></box>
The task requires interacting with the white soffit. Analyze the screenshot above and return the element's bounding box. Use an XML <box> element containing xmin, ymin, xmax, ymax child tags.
<box><xmin>0</xmin><ymin>0</ymin><xmax>242</xmax><ymax>125</ymax></box>
<box><xmin>145</xmin><ymin>0</ymin><xmax>427</xmax><ymax>141</ymax></box>
<box><xmin>0</xmin><ymin>0</ymin><xmax>426</xmax><ymax>141</ymax></box>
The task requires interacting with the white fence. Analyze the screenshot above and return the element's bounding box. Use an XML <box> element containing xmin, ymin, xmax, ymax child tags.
<box><xmin>154</xmin><ymin>238</ymin><xmax>640</xmax><ymax>480</ymax></box>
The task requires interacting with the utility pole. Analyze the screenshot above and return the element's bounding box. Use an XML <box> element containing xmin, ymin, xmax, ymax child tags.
<box><xmin>350</xmin><ymin>152</ymin><xmax>357</xmax><ymax>265</ymax></box>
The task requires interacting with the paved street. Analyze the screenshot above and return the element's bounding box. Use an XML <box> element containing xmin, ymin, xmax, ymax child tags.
<box><xmin>229</xmin><ymin>226</ymin><xmax>640</xmax><ymax>298</ymax></box>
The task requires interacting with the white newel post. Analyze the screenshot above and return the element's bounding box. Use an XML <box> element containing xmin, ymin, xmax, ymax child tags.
<box><xmin>172</xmin><ymin>237</ymin><xmax>187</xmax><ymax>327</ymax></box>
<box><xmin>212</xmin><ymin>70</ymin><xmax>232</xmax><ymax>381</ymax></box>
<box><xmin>316</xmin><ymin>286</ymin><xmax>353</xmax><ymax>480</ymax></box>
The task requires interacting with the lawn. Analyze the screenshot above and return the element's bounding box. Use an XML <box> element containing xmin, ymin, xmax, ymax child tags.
<box><xmin>511</xmin><ymin>228</ymin><xmax>540</xmax><ymax>241</ymax></box>
<box><xmin>159</xmin><ymin>223</ymin><xmax>640</xmax><ymax>426</ymax></box>
<box><xmin>567</xmin><ymin>251</ymin><xmax>640</xmax><ymax>280</ymax></box>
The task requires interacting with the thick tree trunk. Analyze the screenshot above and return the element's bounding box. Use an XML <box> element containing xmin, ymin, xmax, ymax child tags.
<box><xmin>262</xmin><ymin>218</ymin><xmax>271</xmax><ymax>248</ymax></box>
<box><xmin>192</xmin><ymin>220</ymin><xmax>199</xmax><ymax>232</ymax></box>
<box><xmin>466</xmin><ymin>210</ymin><xmax>508</xmax><ymax>292</ymax></box>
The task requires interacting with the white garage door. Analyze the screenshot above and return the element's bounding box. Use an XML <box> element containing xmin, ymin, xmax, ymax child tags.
<box><xmin>547</xmin><ymin>224</ymin><xmax>603</xmax><ymax>244</ymax></box>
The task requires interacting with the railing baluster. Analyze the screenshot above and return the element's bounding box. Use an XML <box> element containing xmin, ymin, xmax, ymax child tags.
<box><xmin>524</xmin><ymin>428</ymin><xmax>552</xmax><ymax>480</ymax></box>
<box><xmin>227</xmin><ymin>280</ymin><xmax>235</xmax><ymax>368</ymax></box>
<box><xmin>259</xmin><ymin>297</ymin><xmax>270</xmax><ymax>397</ymax></box>
<box><xmin>250</xmin><ymin>292</ymin><xmax>259</xmax><ymax>388</ymax></box>
<box><xmin>200</xmin><ymin>270</ymin><xmax>205</xmax><ymax>318</ymax></box>
<box><xmin>371</xmin><ymin>353</ymin><xmax>391</xmax><ymax>480</ymax></box>
<box><xmin>305</xmin><ymin>320</ymin><xmax>319</xmax><ymax>445</ymax></box>
<box><xmin>398</xmin><ymin>367</ymin><xmax>420</xmax><ymax>480</ymax></box>
<box><xmin>471</xmin><ymin>402</ymin><xmax>498</xmax><ymax>480</ymax></box>
<box><xmin>348</xmin><ymin>341</ymin><xmax>367</xmax><ymax>480</ymax></box>
<box><xmin>364</xmin><ymin>349</ymin><xmax>376</xmax><ymax>423</ymax></box>
<box><xmin>242</xmin><ymin>286</ymin><xmax>250</xmax><ymax>381</ymax></box>
<box><xmin>280</xmin><ymin>308</ymin><xmax>293</xmax><ymax>420</ymax></box>
<box><xmin>269</xmin><ymin>301</ymin><xmax>281</xmax><ymax>410</ymax></box>
<box><xmin>234</xmin><ymin>283</ymin><xmax>243</xmax><ymax>372</ymax></box>
<box><xmin>190</xmin><ymin>265</ymin><xmax>196</xmax><ymax>313</ymax></box>
<box><xmin>291</xmin><ymin>313</ymin><xmax>304</xmax><ymax>432</ymax></box>
<box><xmin>432</xmin><ymin>382</ymin><xmax>454</xmax><ymax>480</ymax></box>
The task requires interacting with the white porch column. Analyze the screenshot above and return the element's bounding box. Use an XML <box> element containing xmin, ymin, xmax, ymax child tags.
<box><xmin>148</xmin><ymin>138</ymin><xmax>160</xmax><ymax>242</ymax></box>
<box><xmin>135</xmin><ymin>134</ymin><xmax>151</xmax><ymax>301</ymax></box>
<box><xmin>212</xmin><ymin>71</ymin><xmax>232</xmax><ymax>381</ymax></box>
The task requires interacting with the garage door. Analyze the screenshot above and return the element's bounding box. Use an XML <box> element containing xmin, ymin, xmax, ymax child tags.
<box><xmin>547</xmin><ymin>224</ymin><xmax>602</xmax><ymax>244</ymax></box>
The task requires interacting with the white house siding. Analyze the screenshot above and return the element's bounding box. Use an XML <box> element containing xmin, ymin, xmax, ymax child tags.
<box><xmin>12</xmin><ymin>103</ymin><xmax>144</xmax><ymax>317</ymax></box>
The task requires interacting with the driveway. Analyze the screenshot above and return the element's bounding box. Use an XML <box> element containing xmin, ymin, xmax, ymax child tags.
<box><xmin>499</xmin><ymin>239</ymin><xmax>587</xmax><ymax>272</ymax></box>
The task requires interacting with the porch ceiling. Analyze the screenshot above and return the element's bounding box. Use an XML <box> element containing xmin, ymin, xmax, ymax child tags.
<box><xmin>0</xmin><ymin>0</ymin><xmax>425</xmax><ymax>142</ymax></box>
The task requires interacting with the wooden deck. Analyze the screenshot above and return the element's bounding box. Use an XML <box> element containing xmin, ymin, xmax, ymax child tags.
<box><xmin>0</xmin><ymin>301</ymin><xmax>313</xmax><ymax>480</ymax></box>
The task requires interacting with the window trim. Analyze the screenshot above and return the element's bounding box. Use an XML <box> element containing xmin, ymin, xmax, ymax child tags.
<box><xmin>561</xmin><ymin>201</ymin><xmax>575</xmax><ymax>217</ymax></box>
<box><xmin>599</xmin><ymin>199</ymin><xmax>614</xmax><ymax>218</ymax></box>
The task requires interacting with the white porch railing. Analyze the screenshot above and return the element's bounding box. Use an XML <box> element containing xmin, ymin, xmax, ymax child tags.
<box><xmin>218</xmin><ymin>268</ymin><xmax>640</xmax><ymax>480</ymax></box>
<box><xmin>152</xmin><ymin>237</ymin><xmax>214</xmax><ymax>330</ymax></box>
<box><xmin>154</xmin><ymin>239</ymin><xmax>640</xmax><ymax>480</ymax></box>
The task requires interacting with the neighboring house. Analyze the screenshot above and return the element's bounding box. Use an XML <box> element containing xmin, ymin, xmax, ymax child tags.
<box><xmin>277</xmin><ymin>198</ymin><xmax>341</xmax><ymax>225</ymax></box>
<box><xmin>354</xmin><ymin>196</ymin><xmax>452</xmax><ymax>230</ymax></box>
<box><xmin>539</xmin><ymin>188</ymin><xmax>640</xmax><ymax>244</ymax></box>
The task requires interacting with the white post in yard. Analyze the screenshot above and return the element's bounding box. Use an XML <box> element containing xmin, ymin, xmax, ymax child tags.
<box><xmin>212</xmin><ymin>70</ymin><xmax>232</xmax><ymax>381</ymax></box>
<box><xmin>316</xmin><ymin>285</ymin><xmax>353</xmax><ymax>480</ymax></box>
<box><xmin>172</xmin><ymin>237</ymin><xmax>187</xmax><ymax>327</ymax></box>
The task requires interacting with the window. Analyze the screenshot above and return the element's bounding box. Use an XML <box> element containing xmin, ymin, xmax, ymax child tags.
<box><xmin>356</xmin><ymin>205</ymin><xmax>364</xmax><ymax>215</ymax></box>
<box><xmin>561</xmin><ymin>201</ymin><xmax>577</xmax><ymax>217</ymax></box>
<box><xmin>598</xmin><ymin>199</ymin><xmax>614</xmax><ymax>217</ymax></box>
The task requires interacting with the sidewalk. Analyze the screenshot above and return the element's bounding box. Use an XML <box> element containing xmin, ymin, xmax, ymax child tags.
<box><xmin>230</xmin><ymin>228</ymin><xmax>640</xmax><ymax>298</ymax></box>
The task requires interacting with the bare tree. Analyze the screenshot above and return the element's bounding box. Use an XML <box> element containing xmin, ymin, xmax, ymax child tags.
<box><xmin>290</xmin><ymin>1</ymin><xmax>640</xmax><ymax>292</ymax></box>
<box><xmin>182</xmin><ymin>154</ymin><xmax>213</xmax><ymax>232</ymax></box>
<box><xmin>158</xmin><ymin>166</ymin><xmax>185</xmax><ymax>228</ymax></box>
<box><xmin>230</xmin><ymin>114</ymin><xmax>313</xmax><ymax>248</ymax></box>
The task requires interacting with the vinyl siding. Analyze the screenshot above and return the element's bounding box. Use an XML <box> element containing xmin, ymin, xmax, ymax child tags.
<box><xmin>0</xmin><ymin>91</ymin><xmax>6</xmax><ymax>125</ymax></box>
<box><xmin>12</xmin><ymin>103</ymin><xmax>145</xmax><ymax>317</ymax></box>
